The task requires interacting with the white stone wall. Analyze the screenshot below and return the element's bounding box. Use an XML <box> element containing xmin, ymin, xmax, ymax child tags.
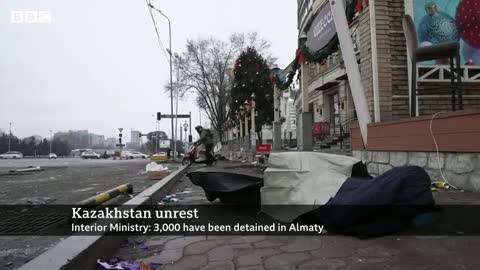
<box><xmin>352</xmin><ymin>150</ymin><xmax>480</xmax><ymax>192</ymax></box>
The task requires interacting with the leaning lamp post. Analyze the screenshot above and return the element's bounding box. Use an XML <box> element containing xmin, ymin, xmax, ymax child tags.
<box><xmin>149</xmin><ymin>3</ymin><xmax>175</xmax><ymax>160</ymax></box>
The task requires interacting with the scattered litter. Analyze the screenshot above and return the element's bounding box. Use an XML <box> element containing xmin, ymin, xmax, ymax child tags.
<box><xmin>96</xmin><ymin>258</ymin><xmax>158</xmax><ymax>270</ymax></box>
<box><xmin>162</xmin><ymin>195</ymin><xmax>180</xmax><ymax>203</ymax></box>
<box><xmin>177</xmin><ymin>190</ymin><xmax>192</xmax><ymax>194</ymax></box>
<box><xmin>139</xmin><ymin>244</ymin><xmax>148</xmax><ymax>250</ymax></box>
<box><xmin>146</xmin><ymin>162</ymin><xmax>169</xmax><ymax>172</ymax></box>
<box><xmin>431</xmin><ymin>181</ymin><xmax>450</xmax><ymax>191</ymax></box>
<box><xmin>184</xmin><ymin>188</ymin><xmax>193</xmax><ymax>191</ymax></box>
<box><xmin>146</xmin><ymin>162</ymin><xmax>170</xmax><ymax>180</ymax></box>
<box><xmin>9</xmin><ymin>166</ymin><xmax>44</xmax><ymax>173</ymax></box>
<box><xmin>5</xmin><ymin>262</ymin><xmax>12</xmax><ymax>266</ymax></box>
<box><xmin>134</xmin><ymin>240</ymin><xmax>143</xmax><ymax>245</ymax></box>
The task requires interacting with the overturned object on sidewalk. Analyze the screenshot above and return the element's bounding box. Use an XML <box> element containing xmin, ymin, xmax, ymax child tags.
<box><xmin>9</xmin><ymin>166</ymin><xmax>44</xmax><ymax>173</ymax></box>
<box><xmin>293</xmin><ymin>166</ymin><xmax>436</xmax><ymax>238</ymax></box>
<box><xmin>261</xmin><ymin>152</ymin><xmax>367</xmax><ymax>222</ymax></box>
<box><xmin>187</xmin><ymin>166</ymin><xmax>264</xmax><ymax>204</ymax></box>
<box><xmin>145</xmin><ymin>162</ymin><xmax>170</xmax><ymax>180</ymax></box>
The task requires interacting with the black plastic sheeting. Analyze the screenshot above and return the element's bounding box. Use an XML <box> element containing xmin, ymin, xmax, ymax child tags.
<box><xmin>294</xmin><ymin>166</ymin><xmax>436</xmax><ymax>238</ymax></box>
<box><xmin>187</xmin><ymin>166</ymin><xmax>264</xmax><ymax>204</ymax></box>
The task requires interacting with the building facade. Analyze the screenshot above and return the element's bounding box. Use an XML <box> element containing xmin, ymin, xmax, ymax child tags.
<box><xmin>295</xmin><ymin>0</ymin><xmax>480</xmax><ymax>151</ymax></box>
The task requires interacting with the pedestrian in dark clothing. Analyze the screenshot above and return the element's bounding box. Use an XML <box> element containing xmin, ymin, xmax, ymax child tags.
<box><xmin>194</xmin><ymin>125</ymin><xmax>215</xmax><ymax>165</ymax></box>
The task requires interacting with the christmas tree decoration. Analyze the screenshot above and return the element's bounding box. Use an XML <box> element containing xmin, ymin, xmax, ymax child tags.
<box><xmin>230</xmin><ymin>47</ymin><xmax>274</xmax><ymax>136</ymax></box>
<box><xmin>456</xmin><ymin>0</ymin><xmax>480</xmax><ymax>48</ymax></box>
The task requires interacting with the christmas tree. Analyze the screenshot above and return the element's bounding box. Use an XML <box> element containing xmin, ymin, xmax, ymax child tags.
<box><xmin>230</xmin><ymin>47</ymin><xmax>274</xmax><ymax>140</ymax></box>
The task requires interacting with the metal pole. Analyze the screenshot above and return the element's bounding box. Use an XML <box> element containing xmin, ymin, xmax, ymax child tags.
<box><xmin>155</xmin><ymin>8</ymin><xmax>174</xmax><ymax>160</ymax></box>
<box><xmin>174</xmin><ymin>57</ymin><xmax>180</xmax><ymax>158</ymax></box>
<box><xmin>330</xmin><ymin>0</ymin><xmax>372</xmax><ymax>146</ymax></box>
<box><xmin>189</xmin><ymin>112</ymin><xmax>192</xmax><ymax>139</ymax></box>
<box><xmin>8</xmin><ymin>122</ymin><xmax>11</xmax><ymax>152</ymax></box>
<box><xmin>49</xmin><ymin>130</ymin><xmax>53</xmax><ymax>154</ymax></box>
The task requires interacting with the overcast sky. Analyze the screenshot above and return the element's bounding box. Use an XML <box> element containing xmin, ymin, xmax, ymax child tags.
<box><xmin>0</xmin><ymin>0</ymin><xmax>298</xmax><ymax>142</ymax></box>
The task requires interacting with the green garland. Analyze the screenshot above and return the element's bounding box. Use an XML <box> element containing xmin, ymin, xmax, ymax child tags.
<box><xmin>274</xmin><ymin>0</ymin><xmax>357</xmax><ymax>91</ymax></box>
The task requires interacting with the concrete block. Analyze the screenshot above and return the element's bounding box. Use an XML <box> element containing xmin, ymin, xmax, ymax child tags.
<box><xmin>469</xmin><ymin>171</ymin><xmax>480</xmax><ymax>192</ymax></box>
<box><xmin>408</xmin><ymin>152</ymin><xmax>428</xmax><ymax>167</ymax></box>
<box><xmin>372</xmin><ymin>151</ymin><xmax>389</xmax><ymax>164</ymax></box>
<box><xmin>390</xmin><ymin>152</ymin><xmax>408</xmax><ymax>167</ymax></box>
<box><xmin>427</xmin><ymin>152</ymin><xmax>445</xmax><ymax>170</ymax></box>
<box><xmin>367</xmin><ymin>162</ymin><xmax>379</xmax><ymax>175</ymax></box>
<box><xmin>362</xmin><ymin>151</ymin><xmax>372</xmax><ymax>163</ymax></box>
<box><xmin>445</xmin><ymin>153</ymin><xmax>476</xmax><ymax>174</ymax></box>
<box><xmin>443</xmin><ymin>171</ymin><xmax>472</xmax><ymax>191</ymax></box>
<box><xmin>378</xmin><ymin>164</ymin><xmax>393</xmax><ymax>175</ymax></box>
<box><xmin>352</xmin><ymin>150</ymin><xmax>362</xmax><ymax>160</ymax></box>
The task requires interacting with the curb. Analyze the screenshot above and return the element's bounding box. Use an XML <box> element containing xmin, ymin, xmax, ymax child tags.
<box><xmin>18</xmin><ymin>165</ymin><xmax>189</xmax><ymax>270</ymax></box>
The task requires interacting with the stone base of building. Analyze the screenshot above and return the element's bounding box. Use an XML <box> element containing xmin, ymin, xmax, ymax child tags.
<box><xmin>352</xmin><ymin>150</ymin><xmax>480</xmax><ymax>192</ymax></box>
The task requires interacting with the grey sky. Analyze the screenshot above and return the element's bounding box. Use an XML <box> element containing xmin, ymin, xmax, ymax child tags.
<box><xmin>0</xmin><ymin>0</ymin><xmax>298</xmax><ymax>143</ymax></box>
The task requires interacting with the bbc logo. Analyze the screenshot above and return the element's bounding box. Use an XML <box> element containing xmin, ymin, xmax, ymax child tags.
<box><xmin>11</xmin><ymin>11</ymin><xmax>52</xmax><ymax>24</ymax></box>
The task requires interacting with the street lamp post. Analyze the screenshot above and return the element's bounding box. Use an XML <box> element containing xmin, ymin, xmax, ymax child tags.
<box><xmin>149</xmin><ymin>4</ymin><xmax>175</xmax><ymax>160</ymax></box>
<box><xmin>8</xmin><ymin>122</ymin><xmax>12</xmax><ymax>152</ymax></box>
<box><xmin>49</xmin><ymin>130</ymin><xmax>53</xmax><ymax>154</ymax></box>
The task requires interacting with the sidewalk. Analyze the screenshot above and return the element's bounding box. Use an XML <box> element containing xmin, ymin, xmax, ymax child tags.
<box><xmin>113</xmin><ymin>163</ymin><xmax>480</xmax><ymax>270</ymax></box>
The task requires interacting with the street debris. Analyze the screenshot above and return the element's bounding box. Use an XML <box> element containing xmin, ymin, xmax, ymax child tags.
<box><xmin>9</xmin><ymin>166</ymin><xmax>44</xmax><ymax>174</ymax></box>
<box><xmin>161</xmin><ymin>194</ymin><xmax>179</xmax><ymax>203</ymax></box>
<box><xmin>96</xmin><ymin>258</ymin><xmax>158</xmax><ymax>270</ymax></box>
<box><xmin>431</xmin><ymin>181</ymin><xmax>451</xmax><ymax>191</ymax></box>
<box><xmin>187</xmin><ymin>166</ymin><xmax>263</xmax><ymax>204</ymax></box>
<box><xmin>145</xmin><ymin>162</ymin><xmax>170</xmax><ymax>180</ymax></box>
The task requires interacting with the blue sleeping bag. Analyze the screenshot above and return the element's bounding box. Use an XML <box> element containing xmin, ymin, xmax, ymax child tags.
<box><xmin>293</xmin><ymin>166</ymin><xmax>436</xmax><ymax>237</ymax></box>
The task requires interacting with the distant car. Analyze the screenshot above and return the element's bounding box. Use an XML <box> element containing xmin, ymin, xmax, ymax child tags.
<box><xmin>151</xmin><ymin>152</ymin><xmax>168</xmax><ymax>162</ymax></box>
<box><xmin>48</xmin><ymin>153</ymin><xmax>57</xmax><ymax>159</ymax></box>
<box><xmin>127</xmin><ymin>151</ymin><xmax>148</xmax><ymax>159</ymax></box>
<box><xmin>0</xmin><ymin>151</ymin><xmax>23</xmax><ymax>159</ymax></box>
<box><xmin>81</xmin><ymin>151</ymin><xmax>101</xmax><ymax>159</ymax></box>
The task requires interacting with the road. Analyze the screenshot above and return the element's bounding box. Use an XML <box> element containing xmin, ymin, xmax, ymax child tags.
<box><xmin>0</xmin><ymin>158</ymin><xmax>178</xmax><ymax>269</ymax></box>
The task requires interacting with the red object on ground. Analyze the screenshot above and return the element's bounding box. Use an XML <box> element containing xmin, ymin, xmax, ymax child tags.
<box><xmin>256</xmin><ymin>144</ymin><xmax>272</xmax><ymax>153</ymax></box>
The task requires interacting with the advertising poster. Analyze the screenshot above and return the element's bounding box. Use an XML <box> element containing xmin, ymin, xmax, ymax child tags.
<box><xmin>413</xmin><ymin>0</ymin><xmax>480</xmax><ymax>65</ymax></box>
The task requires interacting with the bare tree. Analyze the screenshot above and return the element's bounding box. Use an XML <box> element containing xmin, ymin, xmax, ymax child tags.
<box><xmin>171</xmin><ymin>32</ymin><xmax>274</xmax><ymax>139</ymax></box>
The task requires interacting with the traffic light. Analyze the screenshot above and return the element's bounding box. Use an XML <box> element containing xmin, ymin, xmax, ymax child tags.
<box><xmin>157</xmin><ymin>112</ymin><xmax>161</xmax><ymax>120</ymax></box>
<box><xmin>188</xmin><ymin>135</ymin><xmax>192</xmax><ymax>142</ymax></box>
<box><xmin>119</xmin><ymin>138</ymin><xmax>122</xmax><ymax>144</ymax></box>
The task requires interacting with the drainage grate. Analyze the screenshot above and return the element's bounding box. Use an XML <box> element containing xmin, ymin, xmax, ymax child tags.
<box><xmin>0</xmin><ymin>212</ymin><xmax>69</xmax><ymax>234</ymax></box>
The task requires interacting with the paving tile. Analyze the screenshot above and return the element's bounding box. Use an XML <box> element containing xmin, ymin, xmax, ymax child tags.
<box><xmin>264</xmin><ymin>252</ymin><xmax>312</xmax><ymax>270</ymax></box>
<box><xmin>142</xmin><ymin>248</ymin><xmax>183</xmax><ymax>264</ymax></box>
<box><xmin>237</xmin><ymin>266</ymin><xmax>266</xmax><ymax>270</ymax></box>
<box><xmin>199</xmin><ymin>260</ymin><xmax>235</xmax><ymax>270</ymax></box>
<box><xmin>253</xmin><ymin>237</ymin><xmax>294</xmax><ymax>248</ymax></box>
<box><xmin>298</xmin><ymin>258</ymin><xmax>347</xmax><ymax>270</ymax></box>
<box><xmin>145</xmin><ymin>236</ymin><xmax>182</xmax><ymax>247</ymax></box>
<box><xmin>279</xmin><ymin>237</ymin><xmax>323</xmax><ymax>252</ymax></box>
<box><xmin>309</xmin><ymin>245</ymin><xmax>356</xmax><ymax>259</ymax></box>
<box><xmin>207</xmin><ymin>243</ymin><xmax>252</xmax><ymax>261</ymax></box>
<box><xmin>230</xmin><ymin>236</ymin><xmax>267</xmax><ymax>244</ymax></box>
<box><xmin>184</xmin><ymin>240</ymin><xmax>226</xmax><ymax>255</ymax></box>
<box><xmin>235</xmin><ymin>248</ymin><xmax>279</xmax><ymax>266</ymax></box>
<box><xmin>163</xmin><ymin>255</ymin><xmax>208</xmax><ymax>270</ymax></box>
<box><xmin>164</xmin><ymin>236</ymin><xmax>206</xmax><ymax>250</ymax></box>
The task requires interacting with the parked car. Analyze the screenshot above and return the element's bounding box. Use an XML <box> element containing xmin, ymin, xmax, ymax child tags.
<box><xmin>151</xmin><ymin>152</ymin><xmax>168</xmax><ymax>162</ymax></box>
<box><xmin>0</xmin><ymin>151</ymin><xmax>23</xmax><ymax>159</ymax></box>
<box><xmin>127</xmin><ymin>151</ymin><xmax>148</xmax><ymax>159</ymax></box>
<box><xmin>81</xmin><ymin>151</ymin><xmax>101</xmax><ymax>159</ymax></box>
<box><xmin>48</xmin><ymin>153</ymin><xmax>57</xmax><ymax>159</ymax></box>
